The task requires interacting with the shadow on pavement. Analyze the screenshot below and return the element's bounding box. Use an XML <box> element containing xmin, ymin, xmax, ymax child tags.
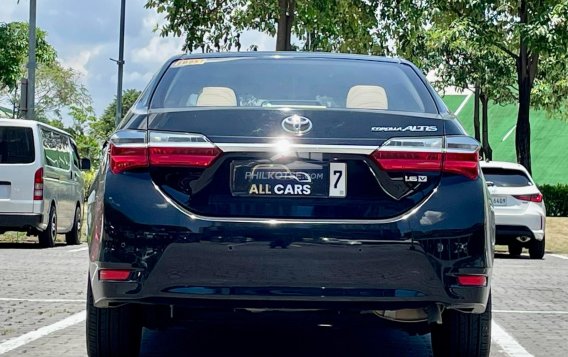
<box><xmin>140</xmin><ymin>322</ymin><xmax>433</xmax><ymax>357</ymax></box>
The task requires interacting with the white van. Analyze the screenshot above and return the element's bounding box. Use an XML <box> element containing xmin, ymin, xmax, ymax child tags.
<box><xmin>0</xmin><ymin>119</ymin><xmax>90</xmax><ymax>247</ymax></box>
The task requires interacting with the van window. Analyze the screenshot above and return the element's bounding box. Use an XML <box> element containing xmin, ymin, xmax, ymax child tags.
<box><xmin>0</xmin><ymin>126</ymin><xmax>35</xmax><ymax>164</ymax></box>
<box><xmin>41</xmin><ymin>128</ymin><xmax>71</xmax><ymax>170</ymax></box>
<box><xmin>71</xmin><ymin>142</ymin><xmax>80</xmax><ymax>169</ymax></box>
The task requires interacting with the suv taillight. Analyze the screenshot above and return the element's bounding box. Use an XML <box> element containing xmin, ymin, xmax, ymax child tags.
<box><xmin>514</xmin><ymin>193</ymin><xmax>543</xmax><ymax>203</ymax></box>
<box><xmin>371</xmin><ymin>136</ymin><xmax>480</xmax><ymax>179</ymax></box>
<box><xmin>33</xmin><ymin>167</ymin><xmax>44</xmax><ymax>200</ymax></box>
<box><xmin>109</xmin><ymin>130</ymin><xmax>222</xmax><ymax>174</ymax></box>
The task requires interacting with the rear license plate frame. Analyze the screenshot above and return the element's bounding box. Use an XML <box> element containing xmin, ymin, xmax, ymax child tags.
<box><xmin>0</xmin><ymin>182</ymin><xmax>11</xmax><ymax>199</ymax></box>
<box><xmin>231</xmin><ymin>160</ymin><xmax>346</xmax><ymax>198</ymax></box>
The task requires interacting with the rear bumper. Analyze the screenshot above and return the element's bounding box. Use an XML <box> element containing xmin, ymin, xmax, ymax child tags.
<box><xmin>0</xmin><ymin>213</ymin><xmax>42</xmax><ymax>231</ymax></box>
<box><xmin>495</xmin><ymin>225</ymin><xmax>544</xmax><ymax>244</ymax></box>
<box><xmin>91</xmin><ymin>238</ymin><xmax>490</xmax><ymax>313</ymax></box>
<box><xmin>87</xmin><ymin>172</ymin><xmax>493</xmax><ymax>313</ymax></box>
<box><xmin>494</xmin><ymin>211</ymin><xmax>544</xmax><ymax>234</ymax></box>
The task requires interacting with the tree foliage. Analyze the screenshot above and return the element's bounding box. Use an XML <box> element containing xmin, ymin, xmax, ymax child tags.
<box><xmin>0</xmin><ymin>22</ymin><xmax>56</xmax><ymax>91</ymax></box>
<box><xmin>379</xmin><ymin>0</ymin><xmax>568</xmax><ymax>173</ymax></box>
<box><xmin>68</xmin><ymin>105</ymin><xmax>100</xmax><ymax>167</ymax></box>
<box><xmin>144</xmin><ymin>0</ymin><xmax>381</xmax><ymax>53</ymax></box>
<box><xmin>91</xmin><ymin>89</ymin><xmax>142</xmax><ymax>143</ymax></box>
<box><xmin>0</xmin><ymin>61</ymin><xmax>90</xmax><ymax>123</ymax></box>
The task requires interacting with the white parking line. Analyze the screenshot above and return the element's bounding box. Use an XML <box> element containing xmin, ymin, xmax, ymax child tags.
<box><xmin>0</xmin><ymin>310</ymin><xmax>86</xmax><ymax>355</ymax></box>
<box><xmin>549</xmin><ymin>254</ymin><xmax>568</xmax><ymax>260</ymax></box>
<box><xmin>67</xmin><ymin>246</ymin><xmax>88</xmax><ymax>253</ymax></box>
<box><xmin>495</xmin><ymin>309</ymin><xmax>568</xmax><ymax>314</ymax></box>
<box><xmin>0</xmin><ymin>298</ymin><xmax>84</xmax><ymax>303</ymax></box>
<box><xmin>492</xmin><ymin>320</ymin><xmax>534</xmax><ymax>357</ymax></box>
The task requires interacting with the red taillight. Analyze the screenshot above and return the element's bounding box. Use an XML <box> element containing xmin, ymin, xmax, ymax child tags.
<box><xmin>109</xmin><ymin>131</ymin><xmax>222</xmax><ymax>174</ymax></box>
<box><xmin>99</xmin><ymin>269</ymin><xmax>132</xmax><ymax>281</ymax></box>
<box><xmin>457</xmin><ymin>275</ymin><xmax>487</xmax><ymax>287</ymax></box>
<box><xmin>371</xmin><ymin>136</ymin><xmax>480</xmax><ymax>180</ymax></box>
<box><xmin>514</xmin><ymin>193</ymin><xmax>543</xmax><ymax>203</ymax></box>
<box><xmin>443</xmin><ymin>152</ymin><xmax>480</xmax><ymax>180</ymax></box>
<box><xmin>110</xmin><ymin>145</ymin><xmax>149</xmax><ymax>174</ymax></box>
<box><xmin>149</xmin><ymin>146</ymin><xmax>221</xmax><ymax>167</ymax></box>
<box><xmin>371</xmin><ymin>151</ymin><xmax>443</xmax><ymax>171</ymax></box>
<box><xmin>33</xmin><ymin>167</ymin><xmax>44</xmax><ymax>200</ymax></box>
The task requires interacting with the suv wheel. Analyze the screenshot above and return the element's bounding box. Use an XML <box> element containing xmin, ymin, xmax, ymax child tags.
<box><xmin>39</xmin><ymin>206</ymin><xmax>56</xmax><ymax>248</ymax></box>
<box><xmin>431</xmin><ymin>294</ymin><xmax>492</xmax><ymax>357</ymax></box>
<box><xmin>529</xmin><ymin>237</ymin><xmax>545</xmax><ymax>259</ymax></box>
<box><xmin>86</xmin><ymin>280</ymin><xmax>142</xmax><ymax>357</ymax></box>
<box><xmin>508</xmin><ymin>243</ymin><xmax>522</xmax><ymax>257</ymax></box>
<box><xmin>65</xmin><ymin>206</ymin><xmax>81</xmax><ymax>245</ymax></box>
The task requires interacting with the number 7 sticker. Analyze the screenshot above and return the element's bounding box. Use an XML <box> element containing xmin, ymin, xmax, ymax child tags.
<box><xmin>329</xmin><ymin>163</ymin><xmax>347</xmax><ymax>197</ymax></box>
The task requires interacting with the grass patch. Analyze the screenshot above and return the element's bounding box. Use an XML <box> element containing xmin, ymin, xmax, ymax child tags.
<box><xmin>546</xmin><ymin>217</ymin><xmax>568</xmax><ymax>254</ymax></box>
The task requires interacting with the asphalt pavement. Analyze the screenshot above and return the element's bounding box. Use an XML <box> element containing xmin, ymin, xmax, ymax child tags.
<box><xmin>0</xmin><ymin>241</ymin><xmax>567</xmax><ymax>356</ymax></box>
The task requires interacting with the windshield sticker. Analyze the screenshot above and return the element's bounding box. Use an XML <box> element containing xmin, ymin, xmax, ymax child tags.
<box><xmin>171</xmin><ymin>59</ymin><xmax>207</xmax><ymax>67</ymax></box>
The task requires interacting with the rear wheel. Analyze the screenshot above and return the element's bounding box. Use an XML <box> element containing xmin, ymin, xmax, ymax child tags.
<box><xmin>65</xmin><ymin>206</ymin><xmax>81</xmax><ymax>245</ymax></box>
<box><xmin>39</xmin><ymin>206</ymin><xmax>56</xmax><ymax>248</ymax></box>
<box><xmin>86</xmin><ymin>280</ymin><xmax>142</xmax><ymax>357</ymax></box>
<box><xmin>431</xmin><ymin>294</ymin><xmax>492</xmax><ymax>357</ymax></box>
<box><xmin>529</xmin><ymin>237</ymin><xmax>545</xmax><ymax>259</ymax></box>
<box><xmin>508</xmin><ymin>243</ymin><xmax>522</xmax><ymax>257</ymax></box>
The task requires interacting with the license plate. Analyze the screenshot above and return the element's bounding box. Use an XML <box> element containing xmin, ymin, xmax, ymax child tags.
<box><xmin>231</xmin><ymin>161</ymin><xmax>347</xmax><ymax>198</ymax></box>
<box><xmin>492</xmin><ymin>196</ymin><xmax>507</xmax><ymax>206</ymax></box>
<box><xmin>0</xmin><ymin>183</ymin><xmax>10</xmax><ymax>199</ymax></box>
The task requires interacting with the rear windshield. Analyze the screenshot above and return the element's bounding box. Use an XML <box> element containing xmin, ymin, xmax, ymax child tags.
<box><xmin>482</xmin><ymin>168</ymin><xmax>533</xmax><ymax>187</ymax></box>
<box><xmin>150</xmin><ymin>57</ymin><xmax>438</xmax><ymax>114</ymax></box>
<box><xmin>0</xmin><ymin>126</ymin><xmax>35</xmax><ymax>164</ymax></box>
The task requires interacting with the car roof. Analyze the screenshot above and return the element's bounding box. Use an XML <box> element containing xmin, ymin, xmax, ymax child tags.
<box><xmin>480</xmin><ymin>160</ymin><xmax>530</xmax><ymax>173</ymax></box>
<box><xmin>174</xmin><ymin>51</ymin><xmax>409</xmax><ymax>65</ymax></box>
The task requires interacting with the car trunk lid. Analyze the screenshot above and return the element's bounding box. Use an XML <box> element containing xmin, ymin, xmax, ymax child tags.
<box><xmin>111</xmin><ymin>109</ymin><xmax>479</xmax><ymax>220</ymax></box>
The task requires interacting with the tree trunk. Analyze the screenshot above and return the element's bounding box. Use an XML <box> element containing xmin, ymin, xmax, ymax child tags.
<box><xmin>516</xmin><ymin>71</ymin><xmax>532</xmax><ymax>172</ymax></box>
<box><xmin>515</xmin><ymin>0</ymin><xmax>536</xmax><ymax>173</ymax></box>
<box><xmin>276</xmin><ymin>0</ymin><xmax>295</xmax><ymax>51</ymax></box>
<box><xmin>473</xmin><ymin>86</ymin><xmax>481</xmax><ymax>142</ymax></box>
<box><xmin>480</xmin><ymin>91</ymin><xmax>492</xmax><ymax>161</ymax></box>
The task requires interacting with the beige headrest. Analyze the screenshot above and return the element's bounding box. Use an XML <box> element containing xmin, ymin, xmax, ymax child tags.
<box><xmin>196</xmin><ymin>87</ymin><xmax>237</xmax><ymax>107</ymax></box>
<box><xmin>346</xmin><ymin>85</ymin><xmax>388</xmax><ymax>110</ymax></box>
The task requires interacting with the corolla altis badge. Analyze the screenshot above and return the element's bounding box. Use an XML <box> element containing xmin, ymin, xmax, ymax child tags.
<box><xmin>282</xmin><ymin>115</ymin><xmax>312</xmax><ymax>136</ymax></box>
<box><xmin>371</xmin><ymin>125</ymin><xmax>438</xmax><ymax>132</ymax></box>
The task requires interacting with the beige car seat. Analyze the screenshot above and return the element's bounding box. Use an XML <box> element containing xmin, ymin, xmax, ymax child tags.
<box><xmin>196</xmin><ymin>87</ymin><xmax>237</xmax><ymax>107</ymax></box>
<box><xmin>346</xmin><ymin>85</ymin><xmax>388</xmax><ymax>110</ymax></box>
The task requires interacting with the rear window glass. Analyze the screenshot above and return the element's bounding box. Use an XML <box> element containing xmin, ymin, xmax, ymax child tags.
<box><xmin>482</xmin><ymin>168</ymin><xmax>533</xmax><ymax>187</ymax></box>
<box><xmin>0</xmin><ymin>126</ymin><xmax>35</xmax><ymax>164</ymax></box>
<box><xmin>150</xmin><ymin>58</ymin><xmax>438</xmax><ymax>114</ymax></box>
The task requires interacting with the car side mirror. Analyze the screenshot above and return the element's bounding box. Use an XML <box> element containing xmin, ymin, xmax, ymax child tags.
<box><xmin>81</xmin><ymin>158</ymin><xmax>91</xmax><ymax>171</ymax></box>
<box><xmin>486</xmin><ymin>181</ymin><xmax>495</xmax><ymax>187</ymax></box>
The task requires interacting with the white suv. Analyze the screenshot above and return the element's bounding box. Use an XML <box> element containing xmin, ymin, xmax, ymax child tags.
<box><xmin>0</xmin><ymin>119</ymin><xmax>90</xmax><ymax>247</ymax></box>
<box><xmin>480</xmin><ymin>161</ymin><xmax>546</xmax><ymax>259</ymax></box>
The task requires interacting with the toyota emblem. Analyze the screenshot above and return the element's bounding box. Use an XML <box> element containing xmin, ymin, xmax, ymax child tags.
<box><xmin>281</xmin><ymin>115</ymin><xmax>312</xmax><ymax>136</ymax></box>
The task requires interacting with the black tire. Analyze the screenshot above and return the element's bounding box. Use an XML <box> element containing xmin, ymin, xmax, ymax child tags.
<box><xmin>86</xmin><ymin>280</ymin><xmax>142</xmax><ymax>357</ymax></box>
<box><xmin>529</xmin><ymin>237</ymin><xmax>545</xmax><ymax>259</ymax></box>
<box><xmin>38</xmin><ymin>205</ymin><xmax>56</xmax><ymax>248</ymax></box>
<box><xmin>431</xmin><ymin>294</ymin><xmax>492</xmax><ymax>357</ymax></box>
<box><xmin>508</xmin><ymin>243</ymin><xmax>522</xmax><ymax>257</ymax></box>
<box><xmin>65</xmin><ymin>206</ymin><xmax>81</xmax><ymax>245</ymax></box>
